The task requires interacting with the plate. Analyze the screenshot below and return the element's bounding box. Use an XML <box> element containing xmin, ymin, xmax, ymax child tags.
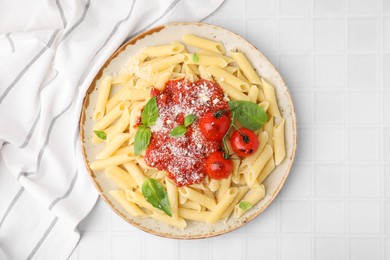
<box><xmin>80</xmin><ymin>22</ymin><xmax>297</xmax><ymax>239</ymax></box>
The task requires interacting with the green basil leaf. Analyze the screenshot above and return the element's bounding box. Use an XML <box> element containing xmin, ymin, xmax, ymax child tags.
<box><xmin>142</xmin><ymin>178</ymin><xmax>172</xmax><ymax>216</ymax></box>
<box><xmin>239</xmin><ymin>201</ymin><xmax>252</xmax><ymax>210</ymax></box>
<box><xmin>134</xmin><ymin>126</ymin><xmax>151</xmax><ymax>156</ymax></box>
<box><xmin>93</xmin><ymin>130</ymin><xmax>106</xmax><ymax>140</ymax></box>
<box><xmin>170</xmin><ymin>126</ymin><xmax>187</xmax><ymax>137</ymax></box>
<box><xmin>228</xmin><ymin>100</ymin><xmax>238</xmax><ymax>110</ymax></box>
<box><xmin>184</xmin><ymin>114</ymin><xmax>196</xmax><ymax>127</ymax></box>
<box><xmin>192</xmin><ymin>52</ymin><xmax>199</xmax><ymax>63</ymax></box>
<box><xmin>234</xmin><ymin>101</ymin><xmax>268</xmax><ymax>130</ymax></box>
<box><xmin>142</xmin><ymin>97</ymin><xmax>158</xmax><ymax>127</ymax></box>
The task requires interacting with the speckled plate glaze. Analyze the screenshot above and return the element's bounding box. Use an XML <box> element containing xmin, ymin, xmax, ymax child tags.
<box><xmin>80</xmin><ymin>22</ymin><xmax>297</xmax><ymax>239</ymax></box>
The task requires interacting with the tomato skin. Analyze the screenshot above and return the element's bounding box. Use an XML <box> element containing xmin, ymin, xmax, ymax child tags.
<box><xmin>205</xmin><ymin>151</ymin><xmax>233</xmax><ymax>180</ymax></box>
<box><xmin>199</xmin><ymin>112</ymin><xmax>231</xmax><ymax>141</ymax></box>
<box><xmin>230</xmin><ymin>128</ymin><xmax>259</xmax><ymax>157</ymax></box>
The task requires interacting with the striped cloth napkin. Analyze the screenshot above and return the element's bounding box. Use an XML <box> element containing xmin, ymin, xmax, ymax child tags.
<box><xmin>0</xmin><ymin>0</ymin><xmax>224</xmax><ymax>259</ymax></box>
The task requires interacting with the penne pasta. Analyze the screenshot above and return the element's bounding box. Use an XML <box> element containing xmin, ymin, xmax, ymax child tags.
<box><xmin>264</xmin><ymin>116</ymin><xmax>274</xmax><ymax>149</ymax></box>
<box><xmin>257</xmin><ymin>157</ymin><xmax>276</xmax><ymax>184</ymax></box>
<box><xmin>208</xmin><ymin>66</ymin><xmax>250</xmax><ymax>92</ymax></box>
<box><xmin>179</xmin><ymin>186</ymin><xmax>216</xmax><ymax>210</ymax></box>
<box><xmin>259</xmin><ymin>101</ymin><xmax>269</xmax><ymax>112</ymax></box>
<box><xmin>218</xmin><ymin>81</ymin><xmax>250</xmax><ymax>101</ymax></box>
<box><xmin>248</xmin><ymin>85</ymin><xmax>259</xmax><ymax>103</ymax></box>
<box><xmin>106</xmin><ymin>88</ymin><xmax>130</xmax><ymax>113</ymax></box>
<box><xmin>109</xmin><ymin>190</ymin><xmax>146</xmax><ymax>217</ymax></box>
<box><xmin>112</xmin><ymin>72</ymin><xmax>131</xmax><ymax>85</ymax></box>
<box><xmin>261</xmin><ymin>78</ymin><xmax>281</xmax><ymax>117</ymax></box>
<box><xmin>106</xmin><ymin>108</ymin><xmax>130</xmax><ymax>142</ymax></box>
<box><xmin>179</xmin><ymin>208</ymin><xmax>211</xmax><ymax>222</ymax></box>
<box><xmin>244</xmin><ymin>145</ymin><xmax>273</xmax><ymax>186</ymax></box>
<box><xmin>208</xmin><ymin>178</ymin><xmax>221</xmax><ymax>192</ymax></box>
<box><xmin>150</xmin><ymin>211</ymin><xmax>187</xmax><ymax>229</ymax></box>
<box><xmin>141</xmin><ymin>43</ymin><xmax>185</xmax><ymax>57</ymax></box>
<box><xmin>197</xmin><ymin>49</ymin><xmax>234</xmax><ymax>63</ymax></box>
<box><xmin>183</xmin><ymin>53</ymin><xmax>227</xmax><ymax>68</ymax></box>
<box><xmin>274</xmin><ymin>118</ymin><xmax>286</xmax><ymax>165</ymax></box>
<box><xmin>230</xmin><ymin>52</ymin><xmax>262</xmax><ymax>85</ymax></box>
<box><xmin>179</xmin><ymin>200</ymin><xmax>202</xmax><ymax>212</ymax></box>
<box><xmin>216</xmin><ymin>175</ymin><xmax>232</xmax><ymax>202</ymax></box>
<box><xmin>165</xmin><ymin>177</ymin><xmax>179</xmax><ymax>219</ymax></box>
<box><xmin>89</xmin><ymin>152</ymin><xmax>134</xmax><ymax>171</ymax></box>
<box><xmin>221</xmin><ymin>186</ymin><xmax>250</xmax><ymax>222</ymax></box>
<box><xmin>123</xmin><ymin>162</ymin><xmax>146</xmax><ymax>187</ymax></box>
<box><xmin>94</xmin><ymin>101</ymin><xmax>130</xmax><ymax>131</ymax></box>
<box><xmin>140</xmin><ymin>54</ymin><xmax>185</xmax><ymax>73</ymax></box>
<box><xmin>233</xmin><ymin>185</ymin><xmax>265</xmax><ymax>218</ymax></box>
<box><xmin>120</xmin><ymin>89</ymin><xmax>151</xmax><ymax>101</ymax></box>
<box><xmin>96</xmin><ymin>133</ymin><xmax>130</xmax><ymax>159</ymax></box>
<box><xmin>93</xmin><ymin>75</ymin><xmax>112</xmax><ymax>121</ymax></box>
<box><xmin>207</xmin><ymin>187</ymin><xmax>238</xmax><ymax>223</ymax></box>
<box><xmin>105</xmin><ymin>166</ymin><xmax>137</xmax><ymax>190</ymax></box>
<box><xmin>183</xmin><ymin>34</ymin><xmax>225</xmax><ymax>54</ymax></box>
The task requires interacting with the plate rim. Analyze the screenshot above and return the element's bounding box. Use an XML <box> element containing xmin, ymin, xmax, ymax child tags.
<box><xmin>79</xmin><ymin>21</ymin><xmax>298</xmax><ymax>239</ymax></box>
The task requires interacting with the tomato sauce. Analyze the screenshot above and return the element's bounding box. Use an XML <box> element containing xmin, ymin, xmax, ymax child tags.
<box><xmin>144</xmin><ymin>79</ymin><xmax>229</xmax><ymax>186</ymax></box>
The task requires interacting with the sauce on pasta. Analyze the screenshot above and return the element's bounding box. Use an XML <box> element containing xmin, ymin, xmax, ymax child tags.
<box><xmin>144</xmin><ymin>79</ymin><xmax>229</xmax><ymax>186</ymax></box>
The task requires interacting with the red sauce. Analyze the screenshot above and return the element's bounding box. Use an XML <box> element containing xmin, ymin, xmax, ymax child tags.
<box><xmin>144</xmin><ymin>79</ymin><xmax>229</xmax><ymax>186</ymax></box>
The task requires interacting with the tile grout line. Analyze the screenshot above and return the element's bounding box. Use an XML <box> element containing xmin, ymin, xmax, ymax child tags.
<box><xmin>345</xmin><ymin>0</ymin><xmax>350</xmax><ymax>259</ymax></box>
<box><xmin>379</xmin><ymin>0</ymin><xmax>385</xmax><ymax>258</ymax></box>
<box><xmin>309</xmin><ymin>0</ymin><xmax>315</xmax><ymax>259</ymax></box>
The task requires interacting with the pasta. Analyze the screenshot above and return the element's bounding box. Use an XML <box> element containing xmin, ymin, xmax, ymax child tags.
<box><xmin>93</xmin><ymin>75</ymin><xmax>112</xmax><ymax>121</ymax></box>
<box><xmin>89</xmin><ymin>34</ymin><xmax>286</xmax><ymax>228</ymax></box>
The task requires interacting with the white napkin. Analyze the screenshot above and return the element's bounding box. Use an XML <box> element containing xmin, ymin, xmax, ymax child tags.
<box><xmin>0</xmin><ymin>0</ymin><xmax>224</xmax><ymax>259</ymax></box>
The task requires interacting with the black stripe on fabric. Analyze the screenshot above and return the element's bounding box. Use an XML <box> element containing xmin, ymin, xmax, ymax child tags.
<box><xmin>5</xmin><ymin>33</ymin><xmax>15</xmax><ymax>53</ymax></box>
<box><xmin>19</xmin><ymin>71</ymin><xmax>59</xmax><ymax>149</ymax></box>
<box><xmin>17</xmin><ymin>99</ymin><xmax>73</xmax><ymax>180</ymax></box>
<box><xmin>26</xmin><ymin>217</ymin><xmax>58</xmax><ymax>260</ymax></box>
<box><xmin>125</xmin><ymin>0</ymin><xmax>181</xmax><ymax>42</ymax></box>
<box><xmin>61</xmin><ymin>0</ymin><xmax>91</xmax><ymax>42</ymax></box>
<box><xmin>0</xmin><ymin>29</ymin><xmax>60</xmax><ymax>105</ymax></box>
<box><xmin>0</xmin><ymin>187</ymin><xmax>24</xmax><ymax>229</ymax></box>
<box><xmin>93</xmin><ymin>0</ymin><xmax>137</xmax><ymax>57</ymax></box>
<box><xmin>48</xmin><ymin>129</ymin><xmax>80</xmax><ymax>210</ymax></box>
<box><xmin>55</xmin><ymin>0</ymin><xmax>67</xmax><ymax>28</ymax></box>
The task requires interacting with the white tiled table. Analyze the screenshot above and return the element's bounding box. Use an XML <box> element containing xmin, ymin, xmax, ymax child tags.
<box><xmin>70</xmin><ymin>0</ymin><xmax>390</xmax><ymax>259</ymax></box>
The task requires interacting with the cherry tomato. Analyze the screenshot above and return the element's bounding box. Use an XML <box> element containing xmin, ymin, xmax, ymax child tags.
<box><xmin>205</xmin><ymin>151</ymin><xmax>233</xmax><ymax>180</ymax></box>
<box><xmin>199</xmin><ymin>112</ymin><xmax>231</xmax><ymax>141</ymax></box>
<box><xmin>230</xmin><ymin>128</ymin><xmax>259</xmax><ymax>157</ymax></box>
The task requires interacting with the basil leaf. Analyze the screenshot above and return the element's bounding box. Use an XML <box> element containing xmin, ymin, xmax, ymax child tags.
<box><xmin>184</xmin><ymin>114</ymin><xmax>196</xmax><ymax>127</ymax></box>
<box><xmin>234</xmin><ymin>101</ymin><xmax>268</xmax><ymax>130</ymax></box>
<box><xmin>93</xmin><ymin>130</ymin><xmax>106</xmax><ymax>140</ymax></box>
<box><xmin>142</xmin><ymin>178</ymin><xmax>172</xmax><ymax>216</ymax></box>
<box><xmin>142</xmin><ymin>97</ymin><xmax>158</xmax><ymax>127</ymax></box>
<box><xmin>170</xmin><ymin>126</ymin><xmax>187</xmax><ymax>137</ymax></box>
<box><xmin>134</xmin><ymin>126</ymin><xmax>151</xmax><ymax>156</ymax></box>
<box><xmin>228</xmin><ymin>100</ymin><xmax>238</xmax><ymax>110</ymax></box>
<box><xmin>239</xmin><ymin>201</ymin><xmax>252</xmax><ymax>210</ymax></box>
<box><xmin>192</xmin><ymin>52</ymin><xmax>199</xmax><ymax>63</ymax></box>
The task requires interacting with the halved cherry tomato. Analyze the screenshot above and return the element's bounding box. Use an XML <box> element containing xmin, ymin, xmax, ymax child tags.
<box><xmin>205</xmin><ymin>151</ymin><xmax>233</xmax><ymax>180</ymax></box>
<box><xmin>199</xmin><ymin>111</ymin><xmax>231</xmax><ymax>141</ymax></box>
<box><xmin>230</xmin><ymin>128</ymin><xmax>259</xmax><ymax>157</ymax></box>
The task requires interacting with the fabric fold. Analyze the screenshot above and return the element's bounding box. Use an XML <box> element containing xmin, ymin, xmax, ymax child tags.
<box><xmin>0</xmin><ymin>0</ymin><xmax>224</xmax><ymax>259</ymax></box>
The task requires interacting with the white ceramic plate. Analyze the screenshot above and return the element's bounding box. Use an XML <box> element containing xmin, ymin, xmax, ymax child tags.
<box><xmin>80</xmin><ymin>22</ymin><xmax>297</xmax><ymax>239</ymax></box>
